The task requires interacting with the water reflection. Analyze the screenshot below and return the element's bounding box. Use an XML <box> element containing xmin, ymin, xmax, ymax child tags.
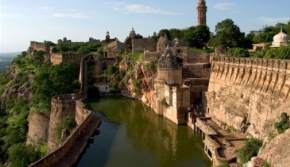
<box><xmin>77</xmin><ymin>96</ymin><xmax>210</xmax><ymax>167</ymax></box>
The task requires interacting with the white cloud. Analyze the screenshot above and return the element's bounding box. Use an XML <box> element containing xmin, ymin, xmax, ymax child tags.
<box><xmin>104</xmin><ymin>2</ymin><xmax>181</xmax><ymax>16</ymax></box>
<box><xmin>53</xmin><ymin>12</ymin><xmax>90</xmax><ymax>19</ymax></box>
<box><xmin>213</xmin><ymin>2</ymin><xmax>236</xmax><ymax>11</ymax></box>
<box><xmin>258</xmin><ymin>17</ymin><xmax>290</xmax><ymax>24</ymax></box>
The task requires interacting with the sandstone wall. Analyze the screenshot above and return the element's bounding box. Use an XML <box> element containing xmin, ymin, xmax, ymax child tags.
<box><xmin>50</xmin><ymin>53</ymin><xmax>82</xmax><ymax>65</ymax></box>
<box><xmin>132</xmin><ymin>38</ymin><xmax>156</xmax><ymax>52</ymax></box>
<box><xmin>47</xmin><ymin>94</ymin><xmax>77</xmax><ymax>152</ymax></box>
<box><xmin>26</xmin><ymin>112</ymin><xmax>49</xmax><ymax>145</ymax></box>
<box><xmin>30</xmin><ymin>100</ymin><xmax>101</xmax><ymax>167</ymax></box>
<box><xmin>30</xmin><ymin>41</ymin><xmax>48</xmax><ymax>52</ymax></box>
<box><xmin>207</xmin><ymin>56</ymin><xmax>290</xmax><ymax>138</ymax></box>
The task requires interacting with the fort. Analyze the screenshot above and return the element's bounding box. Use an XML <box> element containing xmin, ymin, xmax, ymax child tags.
<box><xmin>29</xmin><ymin>94</ymin><xmax>101</xmax><ymax>167</ymax></box>
<box><xmin>16</xmin><ymin>0</ymin><xmax>289</xmax><ymax>167</ymax></box>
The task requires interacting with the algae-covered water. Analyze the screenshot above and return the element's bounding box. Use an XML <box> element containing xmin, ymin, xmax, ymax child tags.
<box><xmin>77</xmin><ymin>96</ymin><xmax>211</xmax><ymax>167</ymax></box>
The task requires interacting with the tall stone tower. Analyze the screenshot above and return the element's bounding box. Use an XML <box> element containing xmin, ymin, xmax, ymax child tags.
<box><xmin>196</xmin><ymin>0</ymin><xmax>207</xmax><ymax>26</ymax></box>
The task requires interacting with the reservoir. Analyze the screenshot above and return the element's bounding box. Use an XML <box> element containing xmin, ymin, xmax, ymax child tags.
<box><xmin>77</xmin><ymin>96</ymin><xmax>211</xmax><ymax>167</ymax></box>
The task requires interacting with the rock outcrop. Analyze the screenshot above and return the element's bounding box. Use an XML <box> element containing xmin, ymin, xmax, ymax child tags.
<box><xmin>259</xmin><ymin>129</ymin><xmax>290</xmax><ymax>167</ymax></box>
<box><xmin>26</xmin><ymin>112</ymin><xmax>49</xmax><ymax>145</ymax></box>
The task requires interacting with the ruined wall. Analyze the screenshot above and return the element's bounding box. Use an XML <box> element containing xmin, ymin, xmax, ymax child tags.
<box><xmin>47</xmin><ymin>94</ymin><xmax>77</xmax><ymax>152</ymax></box>
<box><xmin>132</xmin><ymin>38</ymin><xmax>156</xmax><ymax>52</ymax></box>
<box><xmin>50</xmin><ymin>53</ymin><xmax>82</xmax><ymax>65</ymax></box>
<box><xmin>26</xmin><ymin>112</ymin><xmax>49</xmax><ymax>145</ymax></box>
<box><xmin>144</xmin><ymin>50</ymin><xmax>161</xmax><ymax>62</ymax></box>
<box><xmin>207</xmin><ymin>56</ymin><xmax>290</xmax><ymax>138</ymax></box>
<box><xmin>157</xmin><ymin>68</ymin><xmax>182</xmax><ymax>85</ymax></box>
<box><xmin>30</xmin><ymin>41</ymin><xmax>48</xmax><ymax>52</ymax></box>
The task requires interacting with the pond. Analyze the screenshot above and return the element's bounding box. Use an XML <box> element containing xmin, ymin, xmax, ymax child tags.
<box><xmin>77</xmin><ymin>96</ymin><xmax>211</xmax><ymax>167</ymax></box>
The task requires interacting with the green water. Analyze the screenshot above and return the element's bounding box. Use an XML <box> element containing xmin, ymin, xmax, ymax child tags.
<box><xmin>77</xmin><ymin>96</ymin><xmax>211</xmax><ymax>167</ymax></box>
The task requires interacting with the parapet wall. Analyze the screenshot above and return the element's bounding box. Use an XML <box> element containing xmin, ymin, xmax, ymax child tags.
<box><xmin>30</xmin><ymin>97</ymin><xmax>101</xmax><ymax>167</ymax></box>
<box><xmin>207</xmin><ymin>56</ymin><xmax>290</xmax><ymax>138</ymax></box>
<box><xmin>50</xmin><ymin>53</ymin><xmax>82</xmax><ymax>65</ymax></box>
<box><xmin>210</xmin><ymin>57</ymin><xmax>290</xmax><ymax>98</ymax></box>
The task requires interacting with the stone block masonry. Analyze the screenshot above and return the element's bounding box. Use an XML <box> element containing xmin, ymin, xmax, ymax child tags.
<box><xmin>207</xmin><ymin>56</ymin><xmax>290</xmax><ymax>138</ymax></box>
<box><xmin>29</xmin><ymin>97</ymin><xmax>101</xmax><ymax>167</ymax></box>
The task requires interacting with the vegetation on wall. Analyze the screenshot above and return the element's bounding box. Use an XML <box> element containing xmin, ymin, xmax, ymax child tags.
<box><xmin>237</xmin><ymin>138</ymin><xmax>263</xmax><ymax>163</ymax></box>
<box><xmin>0</xmin><ymin>52</ymin><xmax>80</xmax><ymax>166</ymax></box>
<box><xmin>56</xmin><ymin>116</ymin><xmax>76</xmax><ymax>144</ymax></box>
<box><xmin>275</xmin><ymin>112</ymin><xmax>290</xmax><ymax>134</ymax></box>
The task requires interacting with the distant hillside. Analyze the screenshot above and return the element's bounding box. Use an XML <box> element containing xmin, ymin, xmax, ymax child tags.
<box><xmin>0</xmin><ymin>52</ymin><xmax>19</xmax><ymax>71</ymax></box>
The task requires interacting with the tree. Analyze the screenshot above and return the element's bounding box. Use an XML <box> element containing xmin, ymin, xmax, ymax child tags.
<box><xmin>169</xmin><ymin>29</ymin><xmax>184</xmax><ymax>40</ymax></box>
<box><xmin>8</xmin><ymin>144</ymin><xmax>40</xmax><ymax>167</ymax></box>
<box><xmin>182</xmin><ymin>25</ymin><xmax>210</xmax><ymax>48</ymax></box>
<box><xmin>158</xmin><ymin>29</ymin><xmax>172</xmax><ymax>40</ymax></box>
<box><xmin>212</xmin><ymin>19</ymin><xmax>246</xmax><ymax>48</ymax></box>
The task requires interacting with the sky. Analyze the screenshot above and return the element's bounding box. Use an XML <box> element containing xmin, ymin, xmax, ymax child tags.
<box><xmin>0</xmin><ymin>0</ymin><xmax>290</xmax><ymax>52</ymax></box>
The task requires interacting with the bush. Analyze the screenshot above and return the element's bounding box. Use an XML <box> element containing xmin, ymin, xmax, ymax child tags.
<box><xmin>251</xmin><ymin>46</ymin><xmax>290</xmax><ymax>59</ymax></box>
<box><xmin>56</xmin><ymin>116</ymin><xmax>76</xmax><ymax>143</ymax></box>
<box><xmin>275</xmin><ymin>113</ymin><xmax>290</xmax><ymax>134</ymax></box>
<box><xmin>237</xmin><ymin>138</ymin><xmax>263</xmax><ymax>163</ymax></box>
<box><xmin>8</xmin><ymin>143</ymin><xmax>40</xmax><ymax>167</ymax></box>
<box><xmin>262</xmin><ymin>161</ymin><xmax>271</xmax><ymax>167</ymax></box>
<box><xmin>226</xmin><ymin>48</ymin><xmax>250</xmax><ymax>57</ymax></box>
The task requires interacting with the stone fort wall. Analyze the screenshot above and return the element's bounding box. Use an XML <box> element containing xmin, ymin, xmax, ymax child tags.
<box><xmin>30</xmin><ymin>95</ymin><xmax>101</xmax><ymax>167</ymax></box>
<box><xmin>207</xmin><ymin>56</ymin><xmax>290</xmax><ymax>138</ymax></box>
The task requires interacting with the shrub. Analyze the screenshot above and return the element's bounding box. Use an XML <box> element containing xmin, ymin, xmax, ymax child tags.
<box><xmin>56</xmin><ymin>116</ymin><xmax>76</xmax><ymax>143</ymax></box>
<box><xmin>237</xmin><ymin>138</ymin><xmax>263</xmax><ymax>163</ymax></box>
<box><xmin>226</xmin><ymin>48</ymin><xmax>250</xmax><ymax>57</ymax></box>
<box><xmin>262</xmin><ymin>161</ymin><xmax>271</xmax><ymax>167</ymax></box>
<box><xmin>275</xmin><ymin>112</ymin><xmax>290</xmax><ymax>134</ymax></box>
<box><xmin>218</xmin><ymin>163</ymin><xmax>230</xmax><ymax>167</ymax></box>
<box><xmin>8</xmin><ymin>143</ymin><xmax>40</xmax><ymax>167</ymax></box>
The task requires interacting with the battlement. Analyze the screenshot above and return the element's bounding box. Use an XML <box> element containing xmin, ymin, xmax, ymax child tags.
<box><xmin>212</xmin><ymin>56</ymin><xmax>290</xmax><ymax>71</ymax></box>
<box><xmin>210</xmin><ymin>56</ymin><xmax>290</xmax><ymax>99</ymax></box>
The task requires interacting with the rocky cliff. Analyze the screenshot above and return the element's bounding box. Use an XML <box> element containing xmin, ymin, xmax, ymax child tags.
<box><xmin>259</xmin><ymin>129</ymin><xmax>290</xmax><ymax>167</ymax></box>
<box><xmin>26</xmin><ymin>112</ymin><xmax>49</xmax><ymax>145</ymax></box>
<box><xmin>207</xmin><ymin>57</ymin><xmax>290</xmax><ymax>138</ymax></box>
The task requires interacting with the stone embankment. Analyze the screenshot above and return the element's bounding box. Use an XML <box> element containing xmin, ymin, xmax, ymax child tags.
<box><xmin>29</xmin><ymin>95</ymin><xmax>101</xmax><ymax>167</ymax></box>
<box><xmin>207</xmin><ymin>56</ymin><xmax>290</xmax><ymax>138</ymax></box>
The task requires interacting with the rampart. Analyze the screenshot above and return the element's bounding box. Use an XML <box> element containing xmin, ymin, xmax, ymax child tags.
<box><xmin>30</xmin><ymin>41</ymin><xmax>49</xmax><ymax>53</ymax></box>
<box><xmin>30</xmin><ymin>95</ymin><xmax>101</xmax><ymax>167</ymax></box>
<box><xmin>207</xmin><ymin>56</ymin><xmax>290</xmax><ymax>138</ymax></box>
<box><xmin>50</xmin><ymin>52</ymin><xmax>82</xmax><ymax>65</ymax></box>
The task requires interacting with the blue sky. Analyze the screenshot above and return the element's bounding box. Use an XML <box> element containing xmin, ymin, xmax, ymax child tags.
<box><xmin>0</xmin><ymin>0</ymin><xmax>290</xmax><ymax>52</ymax></box>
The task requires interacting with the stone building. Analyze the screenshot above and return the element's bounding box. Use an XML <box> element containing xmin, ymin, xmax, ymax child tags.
<box><xmin>125</xmin><ymin>28</ymin><xmax>156</xmax><ymax>53</ymax></box>
<box><xmin>154</xmin><ymin>47</ymin><xmax>190</xmax><ymax>124</ymax></box>
<box><xmin>104</xmin><ymin>39</ymin><xmax>124</xmax><ymax>58</ymax></box>
<box><xmin>156</xmin><ymin>35</ymin><xmax>170</xmax><ymax>53</ymax></box>
<box><xmin>197</xmin><ymin>0</ymin><xmax>207</xmax><ymax>26</ymax></box>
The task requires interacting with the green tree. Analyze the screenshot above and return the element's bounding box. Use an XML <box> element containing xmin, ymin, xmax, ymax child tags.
<box><xmin>8</xmin><ymin>144</ymin><xmax>40</xmax><ymax>167</ymax></box>
<box><xmin>183</xmin><ymin>25</ymin><xmax>210</xmax><ymax>48</ymax></box>
<box><xmin>212</xmin><ymin>19</ymin><xmax>246</xmax><ymax>48</ymax></box>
